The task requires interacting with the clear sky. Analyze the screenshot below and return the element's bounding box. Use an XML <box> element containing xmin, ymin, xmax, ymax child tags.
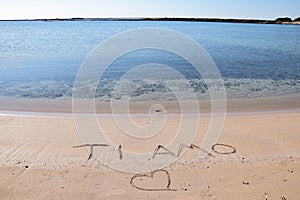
<box><xmin>0</xmin><ymin>0</ymin><xmax>299</xmax><ymax>20</ymax></box>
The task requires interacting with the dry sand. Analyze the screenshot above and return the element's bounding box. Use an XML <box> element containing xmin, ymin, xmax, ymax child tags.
<box><xmin>0</xmin><ymin>96</ymin><xmax>300</xmax><ymax>199</ymax></box>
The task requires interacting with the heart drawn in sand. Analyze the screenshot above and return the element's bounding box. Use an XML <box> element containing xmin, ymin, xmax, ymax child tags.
<box><xmin>130</xmin><ymin>169</ymin><xmax>177</xmax><ymax>191</ymax></box>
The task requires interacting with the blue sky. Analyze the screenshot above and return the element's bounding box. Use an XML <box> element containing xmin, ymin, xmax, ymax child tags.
<box><xmin>0</xmin><ymin>0</ymin><xmax>299</xmax><ymax>20</ymax></box>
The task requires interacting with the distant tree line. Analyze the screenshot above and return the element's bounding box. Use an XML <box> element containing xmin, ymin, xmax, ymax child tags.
<box><xmin>3</xmin><ymin>16</ymin><xmax>300</xmax><ymax>25</ymax></box>
<box><xmin>294</xmin><ymin>17</ymin><xmax>300</xmax><ymax>21</ymax></box>
<box><xmin>275</xmin><ymin>17</ymin><xmax>300</xmax><ymax>22</ymax></box>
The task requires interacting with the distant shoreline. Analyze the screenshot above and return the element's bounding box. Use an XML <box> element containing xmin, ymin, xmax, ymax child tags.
<box><xmin>0</xmin><ymin>17</ymin><xmax>300</xmax><ymax>25</ymax></box>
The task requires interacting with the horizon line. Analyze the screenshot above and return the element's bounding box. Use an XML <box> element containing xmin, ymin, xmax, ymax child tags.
<box><xmin>0</xmin><ymin>17</ymin><xmax>299</xmax><ymax>25</ymax></box>
<box><xmin>0</xmin><ymin>16</ymin><xmax>298</xmax><ymax>21</ymax></box>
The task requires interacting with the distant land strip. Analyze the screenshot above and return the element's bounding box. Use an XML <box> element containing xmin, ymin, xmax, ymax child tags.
<box><xmin>1</xmin><ymin>17</ymin><xmax>300</xmax><ymax>25</ymax></box>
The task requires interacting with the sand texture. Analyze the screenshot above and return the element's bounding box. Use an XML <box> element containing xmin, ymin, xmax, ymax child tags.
<box><xmin>0</xmin><ymin>108</ymin><xmax>299</xmax><ymax>199</ymax></box>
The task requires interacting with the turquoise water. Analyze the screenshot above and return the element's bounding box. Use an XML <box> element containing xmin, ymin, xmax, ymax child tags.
<box><xmin>0</xmin><ymin>21</ymin><xmax>300</xmax><ymax>100</ymax></box>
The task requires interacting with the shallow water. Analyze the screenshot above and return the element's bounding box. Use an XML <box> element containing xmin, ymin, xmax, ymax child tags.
<box><xmin>0</xmin><ymin>21</ymin><xmax>300</xmax><ymax>100</ymax></box>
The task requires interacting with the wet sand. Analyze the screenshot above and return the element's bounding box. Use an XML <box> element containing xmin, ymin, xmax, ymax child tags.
<box><xmin>0</xmin><ymin>94</ymin><xmax>300</xmax><ymax>114</ymax></box>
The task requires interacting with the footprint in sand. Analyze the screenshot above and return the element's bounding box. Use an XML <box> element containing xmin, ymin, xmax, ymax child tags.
<box><xmin>0</xmin><ymin>118</ymin><xmax>14</xmax><ymax>125</ymax></box>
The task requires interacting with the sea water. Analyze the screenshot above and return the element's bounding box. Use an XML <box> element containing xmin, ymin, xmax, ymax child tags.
<box><xmin>0</xmin><ymin>20</ymin><xmax>300</xmax><ymax>100</ymax></box>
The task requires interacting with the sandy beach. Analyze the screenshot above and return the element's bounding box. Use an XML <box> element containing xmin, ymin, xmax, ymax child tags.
<box><xmin>0</xmin><ymin>96</ymin><xmax>300</xmax><ymax>199</ymax></box>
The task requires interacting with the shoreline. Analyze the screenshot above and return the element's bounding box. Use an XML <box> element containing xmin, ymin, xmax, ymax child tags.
<box><xmin>0</xmin><ymin>95</ymin><xmax>299</xmax><ymax>116</ymax></box>
<box><xmin>1</xmin><ymin>17</ymin><xmax>300</xmax><ymax>25</ymax></box>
